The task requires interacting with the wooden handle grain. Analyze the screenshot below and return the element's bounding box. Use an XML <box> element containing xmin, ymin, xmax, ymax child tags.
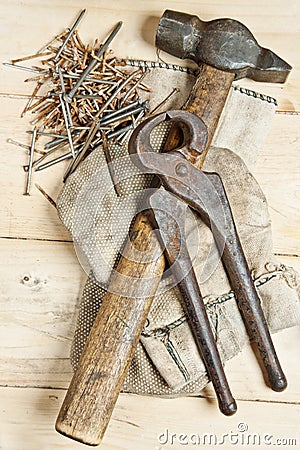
<box><xmin>56</xmin><ymin>63</ymin><xmax>234</xmax><ymax>446</ymax></box>
<box><xmin>56</xmin><ymin>212</ymin><xmax>165</xmax><ymax>445</ymax></box>
<box><xmin>166</xmin><ymin>64</ymin><xmax>235</xmax><ymax>165</ymax></box>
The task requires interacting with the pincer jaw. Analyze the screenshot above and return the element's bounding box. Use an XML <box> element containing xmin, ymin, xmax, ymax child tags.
<box><xmin>128</xmin><ymin>110</ymin><xmax>208</xmax><ymax>173</ymax></box>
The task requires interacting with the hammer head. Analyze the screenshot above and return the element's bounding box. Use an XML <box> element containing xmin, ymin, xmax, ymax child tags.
<box><xmin>156</xmin><ymin>9</ymin><xmax>291</xmax><ymax>83</ymax></box>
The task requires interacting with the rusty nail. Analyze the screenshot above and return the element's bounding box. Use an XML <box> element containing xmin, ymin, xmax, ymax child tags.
<box><xmin>53</xmin><ymin>9</ymin><xmax>86</xmax><ymax>62</ymax></box>
<box><xmin>3</xmin><ymin>62</ymin><xmax>48</xmax><ymax>74</ymax></box>
<box><xmin>35</xmin><ymin>183</ymin><xmax>57</xmax><ymax>208</ymax></box>
<box><xmin>24</xmin><ymin>127</ymin><xmax>37</xmax><ymax>195</ymax></box>
<box><xmin>59</xmin><ymin>93</ymin><xmax>75</xmax><ymax>158</ymax></box>
<box><xmin>150</xmin><ymin>87</ymin><xmax>180</xmax><ymax>115</ymax></box>
<box><xmin>65</xmin><ymin>21</ymin><xmax>122</xmax><ymax>102</ymax></box>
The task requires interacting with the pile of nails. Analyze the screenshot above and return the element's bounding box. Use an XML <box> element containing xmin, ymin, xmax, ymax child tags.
<box><xmin>4</xmin><ymin>9</ymin><xmax>150</xmax><ymax>196</ymax></box>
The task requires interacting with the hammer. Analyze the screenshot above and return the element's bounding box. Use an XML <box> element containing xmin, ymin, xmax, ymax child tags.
<box><xmin>156</xmin><ymin>9</ymin><xmax>291</xmax><ymax>159</ymax></box>
<box><xmin>56</xmin><ymin>10</ymin><xmax>291</xmax><ymax>446</ymax></box>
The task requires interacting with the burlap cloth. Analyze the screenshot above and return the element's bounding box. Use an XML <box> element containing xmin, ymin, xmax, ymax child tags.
<box><xmin>57</xmin><ymin>66</ymin><xmax>300</xmax><ymax>397</ymax></box>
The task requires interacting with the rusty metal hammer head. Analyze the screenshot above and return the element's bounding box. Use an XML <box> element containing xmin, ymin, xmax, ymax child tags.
<box><xmin>156</xmin><ymin>9</ymin><xmax>291</xmax><ymax>82</ymax></box>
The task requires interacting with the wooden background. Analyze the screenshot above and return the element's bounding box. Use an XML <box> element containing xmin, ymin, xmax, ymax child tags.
<box><xmin>0</xmin><ymin>1</ymin><xmax>299</xmax><ymax>449</ymax></box>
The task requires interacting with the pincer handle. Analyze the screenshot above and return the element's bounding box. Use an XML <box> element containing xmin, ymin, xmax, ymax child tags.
<box><xmin>222</xmin><ymin>237</ymin><xmax>287</xmax><ymax>392</ymax></box>
<box><xmin>149</xmin><ymin>188</ymin><xmax>237</xmax><ymax>416</ymax></box>
<box><xmin>206</xmin><ymin>173</ymin><xmax>287</xmax><ymax>392</ymax></box>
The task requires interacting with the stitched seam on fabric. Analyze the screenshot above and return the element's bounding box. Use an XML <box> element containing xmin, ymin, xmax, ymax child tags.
<box><xmin>164</xmin><ymin>337</ymin><xmax>190</xmax><ymax>382</ymax></box>
<box><xmin>142</xmin><ymin>315</ymin><xmax>186</xmax><ymax>338</ymax></box>
<box><xmin>142</xmin><ymin>267</ymin><xmax>291</xmax><ymax>337</ymax></box>
<box><xmin>233</xmin><ymin>85</ymin><xmax>278</xmax><ymax>106</ymax></box>
<box><xmin>121</xmin><ymin>58</ymin><xmax>198</xmax><ymax>75</ymax></box>
<box><xmin>121</xmin><ymin>59</ymin><xmax>277</xmax><ymax>105</ymax></box>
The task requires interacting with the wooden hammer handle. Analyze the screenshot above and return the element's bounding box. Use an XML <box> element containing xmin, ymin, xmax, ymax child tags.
<box><xmin>167</xmin><ymin>64</ymin><xmax>235</xmax><ymax>161</ymax></box>
<box><xmin>56</xmin><ymin>212</ymin><xmax>165</xmax><ymax>445</ymax></box>
<box><xmin>56</xmin><ymin>64</ymin><xmax>234</xmax><ymax>446</ymax></box>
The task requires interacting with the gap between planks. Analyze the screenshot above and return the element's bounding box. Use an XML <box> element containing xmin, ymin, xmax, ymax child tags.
<box><xmin>0</xmin><ymin>235</ymin><xmax>72</xmax><ymax>243</ymax></box>
<box><xmin>0</xmin><ymin>384</ymin><xmax>299</xmax><ymax>407</ymax></box>
<box><xmin>1</xmin><ymin>92</ymin><xmax>299</xmax><ymax>113</ymax></box>
<box><xmin>1</xmin><ymin>384</ymin><xmax>299</xmax><ymax>450</ymax></box>
<box><xmin>1</xmin><ymin>236</ymin><xmax>299</xmax><ymax>259</ymax></box>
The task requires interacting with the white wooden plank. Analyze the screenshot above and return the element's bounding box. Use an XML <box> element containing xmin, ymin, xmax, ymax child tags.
<box><xmin>0</xmin><ymin>105</ymin><xmax>299</xmax><ymax>254</ymax></box>
<box><xmin>0</xmin><ymin>234</ymin><xmax>299</xmax><ymax>403</ymax></box>
<box><xmin>0</xmin><ymin>0</ymin><xmax>298</xmax><ymax>111</ymax></box>
<box><xmin>0</xmin><ymin>386</ymin><xmax>299</xmax><ymax>450</ymax></box>
<box><xmin>0</xmin><ymin>238</ymin><xmax>84</xmax><ymax>387</ymax></box>
<box><xmin>0</xmin><ymin>97</ymin><xmax>71</xmax><ymax>241</ymax></box>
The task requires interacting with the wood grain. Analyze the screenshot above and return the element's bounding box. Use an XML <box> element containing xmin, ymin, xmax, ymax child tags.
<box><xmin>165</xmin><ymin>65</ymin><xmax>235</xmax><ymax>165</ymax></box>
<box><xmin>0</xmin><ymin>109</ymin><xmax>298</xmax><ymax>253</ymax></box>
<box><xmin>1</xmin><ymin>386</ymin><xmax>299</xmax><ymax>450</ymax></box>
<box><xmin>0</xmin><ymin>237</ymin><xmax>299</xmax><ymax>402</ymax></box>
<box><xmin>255</xmin><ymin>113</ymin><xmax>300</xmax><ymax>255</ymax></box>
